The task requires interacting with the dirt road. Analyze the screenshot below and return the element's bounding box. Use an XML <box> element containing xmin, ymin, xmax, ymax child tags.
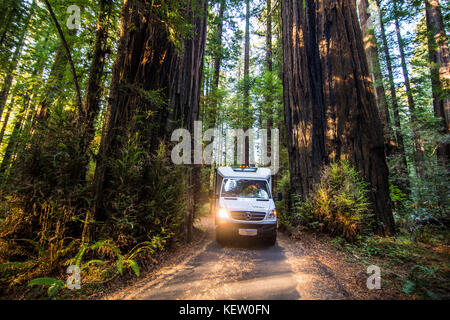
<box><xmin>106</xmin><ymin>215</ymin><xmax>366</xmax><ymax>300</ymax></box>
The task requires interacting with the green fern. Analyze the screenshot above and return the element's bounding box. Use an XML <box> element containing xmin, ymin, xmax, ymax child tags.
<box><xmin>125</xmin><ymin>259</ymin><xmax>140</xmax><ymax>277</ymax></box>
<box><xmin>28</xmin><ymin>277</ymin><xmax>65</xmax><ymax>298</ymax></box>
<box><xmin>116</xmin><ymin>254</ymin><xmax>124</xmax><ymax>275</ymax></box>
<box><xmin>81</xmin><ymin>259</ymin><xmax>105</xmax><ymax>271</ymax></box>
<box><xmin>12</xmin><ymin>239</ymin><xmax>45</xmax><ymax>255</ymax></box>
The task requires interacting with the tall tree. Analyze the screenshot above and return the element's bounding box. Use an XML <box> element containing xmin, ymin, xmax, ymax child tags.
<box><xmin>265</xmin><ymin>0</ymin><xmax>276</xmax><ymax>189</ymax></box>
<box><xmin>0</xmin><ymin>105</ymin><xmax>11</xmax><ymax>144</ymax></box>
<box><xmin>425</xmin><ymin>0</ymin><xmax>449</xmax><ymax>165</ymax></box>
<box><xmin>43</xmin><ymin>0</ymin><xmax>82</xmax><ymax>112</ymax></box>
<box><xmin>282</xmin><ymin>0</ymin><xmax>395</xmax><ymax>235</ymax></box>
<box><xmin>266</xmin><ymin>0</ymin><xmax>273</xmax><ymax>152</ymax></box>
<box><xmin>0</xmin><ymin>34</ymin><xmax>49</xmax><ymax>173</ymax></box>
<box><xmin>357</xmin><ymin>0</ymin><xmax>392</xmax><ymax>149</ymax></box>
<box><xmin>93</xmin><ymin>0</ymin><xmax>207</xmax><ymax>241</ymax></box>
<box><xmin>375</xmin><ymin>0</ymin><xmax>410</xmax><ymax>194</ymax></box>
<box><xmin>77</xmin><ymin>0</ymin><xmax>114</xmax><ymax>183</ymax></box>
<box><xmin>243</xmin><ymin>0</ymin><xmax>251</xmax><ymax>166</ymax></box>
<box><xmin>0</xmin><ymin>1</ymin><xmax>35</xmax><ymax>121</ymax></box>
<box><xmin>211</xmin><ymin>0</ymin><xmax>226</xmax><ymax>128</ymax></box>
<box><xmin>393</xmin><ymin>0</ymin><xmax>425</xmax><ymax>175</ymax></box>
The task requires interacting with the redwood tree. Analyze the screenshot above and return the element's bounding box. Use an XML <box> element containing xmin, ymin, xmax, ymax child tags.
<box><xmin>357</xmin><ymin>0</ymin><xmax>392</xmax><ymax>149</ymax></box>
<box><xmin>425</xmin><ymin>0</ymin><xmax>449</xmax><ymax>166</ymax></box>
<box><xmin>93</xmin><ymin>0</ymin><xmax>207</xmax><ymax>241</ymax></box>
<box><xmin>282</xmin><ymin>0</ymin><xmax>395</xmax><ymax>235</ymax></box>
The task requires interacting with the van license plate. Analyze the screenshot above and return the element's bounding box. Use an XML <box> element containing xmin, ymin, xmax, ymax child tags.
<box><xmin>239</xmin><ymin>229</ymin><xmax>257</xmax><ymax>236</ymax></box>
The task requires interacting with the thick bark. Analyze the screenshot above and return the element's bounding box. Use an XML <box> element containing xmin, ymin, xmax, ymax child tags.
<box><xmin>165</xmin><ymin>1</ymin><xmax>207</xmax><ymax>242</ymax></box>
<box><xmin>357</xmin><ymin>0</ymin><xmax>392</xmax><ymax>150</ymax></box>
<box><xmin>282</xmin><ymin>0</ymin><xmax>326</xmax><ymax>200</ymax></box>
<box><xmin>282</xmin><ymin>0</ymin><xmax>395</xmax><ymax>235</ymax></box>
<box><xmin>93</xmin><ymin>0</ymin><xmax>207</xmax><ymax>242</ymax></box>
<box><xmin>425</xmin><ymin>0</ymin><xmax>450</xmax><ymax>165</ymax></box>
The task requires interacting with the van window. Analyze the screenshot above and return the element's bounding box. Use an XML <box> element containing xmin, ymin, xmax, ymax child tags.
<box><xmin>221</xmin><ymin>179</ymin><xmax>270</xmax><ymax>199</ymax></box>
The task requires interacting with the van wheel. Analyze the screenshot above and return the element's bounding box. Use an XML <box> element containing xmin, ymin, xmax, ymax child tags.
<box><xmin>216</xmin><ymin>230</ymin><xmax>226</xmax><ymax>245</ymax></box>
<box><xmin>265</xmin><ymin>234</ymin><xmax>276</xmax><ymax>246</ymax></box>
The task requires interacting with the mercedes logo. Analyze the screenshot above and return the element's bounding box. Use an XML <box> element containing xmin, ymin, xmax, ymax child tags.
<box><xmin>245</xmin><ymin>212</ymin><xmax>252</xmax><ymax>220</ymax></box>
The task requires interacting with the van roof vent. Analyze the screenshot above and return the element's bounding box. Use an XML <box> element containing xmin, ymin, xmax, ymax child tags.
<box><xmin>231</xmin><ymin>167</ymin><xmax>258</xmax><ymax>172</ymax></box>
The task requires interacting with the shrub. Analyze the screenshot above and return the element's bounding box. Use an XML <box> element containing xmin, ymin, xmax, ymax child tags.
<box><xmin>0</xmin><ymin>107</ymin><xmax>188</xmax><ymax>296</ymax></box>
<box><xmin>275</xmin><ymin>170</ymin><xmax>293</xmax><ymax>230</ymax></box>
<box><xmin>293</xmin><ymin>161</ymin><xmax>372</xmax><ymax>241</ymax></box>
<box><xmin>100</xmin><ymin>134</ymin><xmax>187</xmax><ymax>250</ymax></box>
<box><xmin>400</xmin><ymin>265</ymin><xmax>440</xmax><ymax>299</ymax></box>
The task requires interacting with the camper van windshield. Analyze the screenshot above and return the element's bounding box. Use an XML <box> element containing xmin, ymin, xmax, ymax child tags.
<box><xmin>221</xmin><ymin>179</ymin><xmax>270</xmax><ymax>199</ymax></box>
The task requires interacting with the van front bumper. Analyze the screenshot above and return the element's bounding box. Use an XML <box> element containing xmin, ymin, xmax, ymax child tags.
<box><xmin>216</xmin><ymin>221</ymin><xmax>277</xmax><ymax>239</ymax></box>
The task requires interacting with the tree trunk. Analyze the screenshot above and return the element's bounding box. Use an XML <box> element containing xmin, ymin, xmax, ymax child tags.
<box><xmin>30</xmin><ymin>28</ymin><xmax>78</xmax><ymax>129</ymax></box>
<box><xmin>82</xmin><ymin>0</ymin><xmax>112</xmax><ymax>126</ymax></box>
<box><xmin>210</xmin><ymin>0</ymin><xmax>226</xmax><ymax>128</ymax></box>
<box><xmin>425</xmin><ymin>0</ymin><xmax>449</xmax><ymax>166</ymax></box>
<box><xmin>282</xmin><ymin>0</ymin><xmax>395</xmax><ymax>235</ymax></box>
<box><xmin>0</xmin><ymin>1</ymin><xmax>22</xmax><ymax>51</ymax></box>
<box><xmin>243</xmin><ymin>0</ymin><xmax>250</xmax><ymax>166</ymax></box>
<box><xmin>165</xmin><ymin>1</ymin><xmax>207</xmax><ymax>242</ymax></box>
<box><xmin>282</xmin><ymin>0</ymin><xmax>326</xmax><ymax>200</ymax></box>
<box><xmin>93</xmin><ymin>0</ymin><xmax>207</xmax><ymax>242</ymax></box>
<box><xmin>0</xmin><ymin>106</ymin><xmax>11</xmax><ymax>145</ymax></box>
<box><xmin>77</xmin><ymin>0</ymin><xmax>113</xmax><ymax>181</ymax></box>
<box><xmin>30</xmin><ymin>45</ymin><xmax>69</xmax><ymax>128</ymax></box>
<box><xmin>357</xmin><ymin>0</ymin><xmax>392</xmax><ymax>151</ymax></box>
<box><xmin>43</xmin><ymin>0</ymin><xmax>82</xmax><ymax>112</ymax></box>
<box><xmin>0</xmin><ymin>35</ymin><xmax>48</xmax><ymax>173</ymax></box>
<box><xmin>393</xmin><ymin>0</ymin><xmax>424</xmax><ymax>177</ymax></box>
<box><xmin>375</xmin><ymin>0</ymin><xmax>410</xmax><ymax>195</ymax></box>
<box><xmin>266</xmin><ymin>0</ymin><xmax>276</xmax><ymax>189</ymax></box>
<box><xmin>0</xmin><ymin>1</ymin><xmax>34</xmax><ymax>121</ymax></box>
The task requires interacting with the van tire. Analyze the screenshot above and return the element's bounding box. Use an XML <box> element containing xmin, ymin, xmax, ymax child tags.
<box><xmin>216</xmin><ymin>230</ymin><xmax>226</xmax><ymax>245</ymax></box>
<box><xmin>265</xmin><ymin>234</ymin><xmax>277</xmax><ymax>246</ymax></box>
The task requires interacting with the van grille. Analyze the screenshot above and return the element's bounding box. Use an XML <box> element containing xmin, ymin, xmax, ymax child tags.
<box><xmin>230</xmin><ymin>211</ymin><xmax>266</xmax><ymax>221</ymax></box>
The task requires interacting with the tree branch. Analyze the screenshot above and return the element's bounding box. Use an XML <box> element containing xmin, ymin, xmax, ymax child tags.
<box><xmin>43</xmin><ymin>0</ymin><xmax>83</xmax><ymax>112</ymax></box>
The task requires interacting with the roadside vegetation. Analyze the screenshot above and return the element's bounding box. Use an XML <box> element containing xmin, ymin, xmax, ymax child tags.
<box><xmin>277</xmin><ymin>161</ymin><xmax>449</xmax><ymax>300</ymax></box>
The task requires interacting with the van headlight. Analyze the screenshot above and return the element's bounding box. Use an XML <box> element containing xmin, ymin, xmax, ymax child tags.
<box><xmin>266</xmin><ymin>209</ymin><xmax>277</xmax><ymax>221</ymax></box>
<box><xmin>217</xmin><ymin>207</ymin><xmax>230</xmax><ymax>219</ymax></box>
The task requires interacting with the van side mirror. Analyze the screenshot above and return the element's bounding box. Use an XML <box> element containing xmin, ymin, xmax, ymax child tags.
<box><xmin>277</xmin><ymin>192</ymin><xmax>283</xmax><ymax>202</ymax></box>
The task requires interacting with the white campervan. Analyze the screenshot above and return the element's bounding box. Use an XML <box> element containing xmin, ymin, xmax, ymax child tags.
<box><xmin>211</xmin><ymin>167</ymin><xmax>281</xmax><ymax>246</ymax></box>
